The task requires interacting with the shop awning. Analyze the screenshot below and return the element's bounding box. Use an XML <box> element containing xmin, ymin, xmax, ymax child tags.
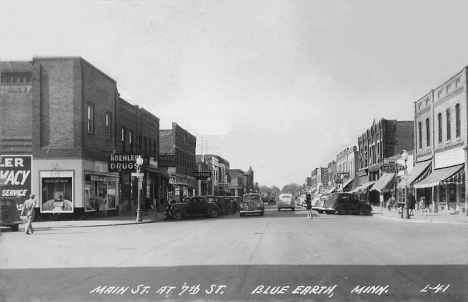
<box><xmin>413</xmin><ymin>164</ymin><xmax>464</xmax><ymax>189</ymax></box>
<box><xmin>396</xmin><ymin>161</ymin><xmax>432</xmax><ymax>189</ymax></box>
<box><xmin>440</xmin><ymin>166</ymin><xmax>465</xmax><ymax>186</ymax></box>
<box><xmin>145</xmin><ymin>166</ymin><xmax>170</xmax><ymax>179</ymax></box>
<box><xmin>342</xmin><ymin>178</ymin><xmax>354</xmax><ymax>192</ymax></box>
<box><xmin>350</xmin><ymin>181</ymin><xmax>376</xmax><ymax>193</ymax></box>
<box><xmin>370</xmin><ymin>173</ymin><xmax>395</xmax><ymax>192</ymax></box>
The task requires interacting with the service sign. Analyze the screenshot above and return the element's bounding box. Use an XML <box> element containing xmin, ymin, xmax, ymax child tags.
<box><xmin>380</xmin><ymin>163</ymin><xmax>405</xmax><ymax>173</ymax></box>
<box><xmin>0</xmin><ymin>155</ymin><xmax>32</xmax><ymax>206</ymax></box>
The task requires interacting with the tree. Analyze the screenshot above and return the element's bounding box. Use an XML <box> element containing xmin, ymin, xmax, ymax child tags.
<box><xmin>281</xmin><ymin>183</ymin><xmax>302</xmax><ymax>196</ymax></box>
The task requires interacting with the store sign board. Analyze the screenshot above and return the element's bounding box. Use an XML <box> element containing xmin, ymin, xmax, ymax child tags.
<box><xmin>194</xmin><ymin>171</ymin><xmax>212</xmax><ymax>179</ymax></box>
<box><xmin>159</xmin><ymin>154</ymin><xmax>176</xmax><ymax>167</ymax></box>
<box><xmin>0</xmin><ymin>155</ymin><xmax>32</xmax><ymax>207</ymax></box>
<box><xmin>108</xmin><ymin>154</ymin><xmax>147</xmax><ymax>172</ymax></box>
<box><xmin>381</xmin><ymin>163</ymin><xmax>405</xmax><ymax>173</ymax></box>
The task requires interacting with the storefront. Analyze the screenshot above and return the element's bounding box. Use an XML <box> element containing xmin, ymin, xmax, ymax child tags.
<box><xmin>84</xmin><ymin>173</ymin><xmax>119</xmax><ymax>214</ymax></box>
<box><xmin>413</xmin><ymin>164</ymin><xmax>465</xmax><ymax>213</ymax></box>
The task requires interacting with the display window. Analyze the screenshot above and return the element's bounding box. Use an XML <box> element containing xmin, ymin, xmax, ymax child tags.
<box><xmin>84</xmin><ymin>174</ymin><xmax>118</xmax><ymax>212</ymax></box>
<box><xmin>40</xmin><ymin>171</ymin><xmax>74</xmax><ymax>213</ymax></box>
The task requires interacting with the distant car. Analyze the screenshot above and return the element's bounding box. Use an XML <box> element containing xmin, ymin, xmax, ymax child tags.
<box><xmin>165</xmin><ymin>196</ymin><xmax>220</xmax><ymax>220</ymax></box>
<box><xmin>312</xmin><ymin>193</ymin><xmax>330</xmax><ymax>214</ymax></box>
<box><xmin>268</xmin><ymin>197</ymin><xmax>276</xmax><ymax>205</ymax></box>
<box><xmin>0</xmin><ymin>197</ymin><xmax>23</xmax><ymax>231</ymax></box>
<box><xmin>277</xmin><ymin>193</ymin><xmax>295</xmax><ymax>211</ymax></box>
<box><xmin>222</xmin><ymin>197</ymin><xmax>237</xmax><ymax>214</ymax></box>
<box><xmin>240</xmin><ymin>193</ymin><xmax>264</xmax><ymax>217</ymax></box>
<box><xmin>322</xmin><ymin>193</ymin><xmax>372</xmax><ymax>215</ymax></box>
<box><xmin>205</xmin><ymin>195</ymin><xmax>229</xmax><ymax>215</ymax></box>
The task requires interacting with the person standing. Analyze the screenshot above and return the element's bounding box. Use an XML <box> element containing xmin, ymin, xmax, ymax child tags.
<box><xmin>407</xmin><ymin>192</ymin><xmax>416</xmax><ymax>216</ymax></box>
<box><xmin>419</xmin><ymin>197</ymin><xmax>428</xmax><ymax>216</ymax></box>
<box><xmin>21</xmin><ymin>194</ymin><xmax>36</xmax><ymax>235</ymax></box>
<box><xmin>305</xmin><ymin>193</ymin><xmax>313</xmax><ymax>219</ymax></box>
<box><xmin>100</xmin><ymin>194</ymin><xmax>108</xmax><ymax>218</ymax></box>
<box><xmin>388</xmin><ymin>194</ymin><xmax>395</xmax><ymax>212</ymax></box>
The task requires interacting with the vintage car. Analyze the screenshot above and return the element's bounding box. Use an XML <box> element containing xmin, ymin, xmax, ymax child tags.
<box><xmin>0</xmin><ymin>197</ymin><xmax>23</xmax><ymax>231</ymax></box>
<box><xmin>230</xmin><ymin>196</ymin><xmax>242</xmax><ymax>213</ymax></box>
<box><xmin>205</xmin><ymin>195</ymin><xmax>229</xmax><ymax>215</ymax></box>
<box><xmin>312</xmin><ymin>193</ymin><xmax>330</xmax><ymax>214</ymax></box>
<box><xmin>277</xmin><ymin>193</ymin><xmax>295</xmax><ymax>211</ymax></box>
<box><xmin>165</xmin><ymin>196</ymin><xmax>220</xmax><ymax>220</ymax></box>
<box><xmin>240</xmin><ymin>193</ymin><xmax>264</xmax><ymax>217</ymax></box>
<box><xmin>321</xmin><ymin>192</ymin><xmax>372</xmax><ymax>215</ymax></box>
<box><xmin>222</xmin><ymin>197</ymin><xmax>238</xmax><ymax>214</ymax></box>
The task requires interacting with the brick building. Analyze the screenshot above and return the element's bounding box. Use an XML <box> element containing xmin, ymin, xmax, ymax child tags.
<box><xmin>356</xmin><ymin>118</ymin><xmax>414</xmax><ymax>205</ymax></box>
<box><xmin>335</xmin><ymin>146</ymin><xmax>359</xmax><ymax>192</ymax></box>
<box><xmin>228</xmin><ymin>169</ymin><xmax>246</xmax><ymax>196</ymax></box>
<box><xmin>1</xmin><ymin>56</ymin><xmax>167</xmax><ymax>220</ymax></box>
<box><xmin>411</xmin><ymin>68</ymin><xmax>468</xmax><ymax>215</ymax></box>
<box><xmin>160</xmin><ymin>122</ymin><xmax>196</xmax><ymax>201</ymax></box>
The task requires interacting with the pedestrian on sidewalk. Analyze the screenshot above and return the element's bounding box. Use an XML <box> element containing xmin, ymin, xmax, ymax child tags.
<box><xmin>388</xmin><ymin>194</ymin><xmax>395</xmax><ymax>212</ymax></box>
<box><xmin>21</xmin><ymin>194</ymin><xmax>36</xmax><ymax>235</ymax></box>
<box><xmin>96</xmin><ymin>194</ymin><xmax>102</xmax><ymax>217</ymax></box>
<box><xmin>407</xmin><ymin>192</ymin><xmax>416</xmax><ymax>216</ymax></box>
<box><xmin>100</xmin><ymin>194</ymin><xmax>108</xmax><ymax>218</ymax></box>
<box><xmin>419</xmin><ymin>197</ymin><xmax>428</xmax><ymax>216</ymax></box>
<box><xmin>305</xmin><ymin>193</ymin><xmax>313</xmax><ymax>219</ymax></box>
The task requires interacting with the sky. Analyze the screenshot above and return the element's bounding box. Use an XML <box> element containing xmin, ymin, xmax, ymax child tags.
<box><xmin>3</xmin><ymin>0</ymin><xmax>468</xmax><ymax>188</ymax></box>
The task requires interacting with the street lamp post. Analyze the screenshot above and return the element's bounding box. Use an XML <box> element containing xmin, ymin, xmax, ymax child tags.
<box><xmin>135</xmin><ymin>155</ymin><xmax>144</xmax><ymax>222</ymax></box>
<box><xmin>401</xmin><ymin>150</ymin><xmax>410</xmax><ymax>219</ymax></box>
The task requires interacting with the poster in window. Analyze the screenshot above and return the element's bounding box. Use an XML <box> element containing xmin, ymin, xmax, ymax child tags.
<box><xmin>41</xmin><ymin>171</ymin><xmax>74</xmax><ymax>213</ymax></box>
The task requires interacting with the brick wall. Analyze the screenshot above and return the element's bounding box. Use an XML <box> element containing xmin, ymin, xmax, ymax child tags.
<box><xmin>0</xmin><ymin>61</ymin><xmax>33</xmax><ymax>154</ymax></box>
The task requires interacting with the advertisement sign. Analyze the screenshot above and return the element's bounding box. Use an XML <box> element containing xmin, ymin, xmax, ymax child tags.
<box><xmin>337</xmin><ymin>172</ymin><xmax>349</xmax><ymax>179</ymax></box>
<box><xmin>194</xmin><ymin>171</ymin><xmax>212</xmax><ymax>179</ymax></box>
<box><xmin>0</xmin><ymin>155</ymin><xmax>32</xmax><ymax>207</ymax></box>
<box><xmin>108</xmin><ymin>154</ymin><xmax>148</xmax><ymax>172</ymax></box>
<box><xmin>40</xmin><ymin>171</ymin><xmax>74</xmax><ymax>213</ymax></box>
<box><xmin>381</xmin><ymin>163</ymin><xmax>405</xmax><ymax>173</ymax></box>
<box><xmin>159</xmin><ymin>154</ymin><xmax>176</xmax><ymax>167</ymax></box>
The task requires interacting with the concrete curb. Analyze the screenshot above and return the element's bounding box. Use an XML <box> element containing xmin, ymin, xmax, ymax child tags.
<box><xmin>372</xmin><ymin>212</ymin><xmax>468</xmax><ymax>225</ymax></box>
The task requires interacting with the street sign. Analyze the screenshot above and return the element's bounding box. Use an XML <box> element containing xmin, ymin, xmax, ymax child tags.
<box><xmin>131</xmin><ymin>173</ymin><xmax>144</xmax><ymax>177</ymax></box>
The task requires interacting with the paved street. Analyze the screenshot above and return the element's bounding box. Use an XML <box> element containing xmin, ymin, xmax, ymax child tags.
<box><xmin>1</xmin><ymin>204</ymin><xmax>467</xmax><ymax>302</ymax></box>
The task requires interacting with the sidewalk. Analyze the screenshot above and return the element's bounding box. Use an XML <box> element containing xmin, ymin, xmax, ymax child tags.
<box><xmin>30</xmin><ymin>211</ymin><xmax>166</xmax><ymax>230</ymax></box>
<box><xmin>372</xmin><ymin>205</ymin><xmax>468</xmax><ymax>224</ymax></box>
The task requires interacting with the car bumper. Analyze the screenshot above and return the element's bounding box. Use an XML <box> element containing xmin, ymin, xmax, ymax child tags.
<box><xmin>240</xmin><ymin>210</ymin><xmax>263</xmax><ymax>214</ymax></box>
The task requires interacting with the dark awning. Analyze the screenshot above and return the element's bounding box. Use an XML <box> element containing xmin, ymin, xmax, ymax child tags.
<box><xmin>350</xmin><ymin>181</ymin><xmax>376</xmax><ymax>193</ymax></box>
<box><xmin>413</xmin><ymin>164</ymin><xmax>464</xmax><ymax>189</ymax></box>
<box><xmin>145</xmin><ymin>166</ymin><xmax>170</xmax><ymax>179</ymax></box>
<box><xmin>370</xmin><ymin>173</ymin><xmax>395</xmax><ymax>192</ymax></box>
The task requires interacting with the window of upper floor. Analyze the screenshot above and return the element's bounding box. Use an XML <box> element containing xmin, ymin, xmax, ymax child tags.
<box><xmin>105</xmin><ymin>113</ymin><xmax>112</xmax><ymax>140</ymax></box>
<box><xmin>87</xmin><ymin>105</ymin><xmax>94</xmax><ymax>134</ymax></box>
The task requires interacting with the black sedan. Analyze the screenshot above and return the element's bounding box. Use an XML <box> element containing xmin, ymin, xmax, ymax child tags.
<box><xmin>321</xmin><ymin>193</ymin><xmax>372</xmax><ymax>215</ymax></box>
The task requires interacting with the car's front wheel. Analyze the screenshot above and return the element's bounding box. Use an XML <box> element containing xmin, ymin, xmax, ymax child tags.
<box><xmin>337</xmin><ymin>207</ymin><xmax>346</xmax><ymax>215</ymax></box>
<box><xmin>10</xmin><ymin>224</ymin><xmax>19</xmax><ymax>232</ymax></box>
<box><xmin>210</xmin><ymin>208</ymin><xmax>220</xmax><ymax>218</ymax></box>
<box><xmin>318</xmin><ymin>210</ymin><xmax>324</xmax><ymax>214</ymax></box>
<box><xmin>361</xmin><ymin>206</ymin><xmax>372</xmax><ymax>216</ymax></box>
<box><xmin>173</xmin><ymin>211</ymin><xmax>183</xmax><ymax>220</ymax></box>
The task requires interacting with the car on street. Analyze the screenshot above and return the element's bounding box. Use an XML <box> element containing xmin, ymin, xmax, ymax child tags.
<box><xmin>0</xmin><ymin>197</ymin><xmax>23</xmax><ymax>231</ymax></box>
<box><xmin>321</xmin><ymin>192</ymin><xmax>372</xmax><ymax>215</ymax></box>
<box><xmin>277</xmin><ymin>193</ymin><xmax>295</xmax><ymax>211</ymax></box>
<box><xmin>165</xmin><ymin>196</ymin><xmax>220</xmax><ymax>220</ymax></box>
<box><xmin>222</xmin><ymin>196</ymin><xmax>237</xmax><ymax>214</ymax></box>
<box><xmin>230</xmin><ymin>196</ymin><xmax>242</xmax><ymax>213</ymax></box>
<box><xmin>205</xmin><ymin>195</ymin><xmax>229</xmax><ymax>215</ymax></box>
<box><xmin>239</xmin><ymin>193</ymin><xmax>264</xmax><ymax>217</ymax></box>
<box><xmin>312</xmin><ymin>193</ymin><xmax>330</xmax><ymax>214</ymax></box>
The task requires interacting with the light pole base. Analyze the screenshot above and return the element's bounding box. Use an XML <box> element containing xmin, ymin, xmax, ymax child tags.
<box><xmin>136</xmin><ymin>209</ymin><xmax>143</xmax><ymax>222</ymax></box>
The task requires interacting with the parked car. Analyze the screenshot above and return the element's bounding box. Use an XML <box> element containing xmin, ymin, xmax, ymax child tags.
<box><xmin>277</xmin><ymin>193</ymin><xmax>295</xmax><ymax>211</ymax></box>
<box><xmin>230</xmin><ymin>196</ymin><xmax>242</xmax><ymax>213</ymax></box>
<box><xmin>222</xmin><ymin>196</ymin><xmax>235</xmax><ymax>214</ymax></box>
<box><xmin>205</xmin><ymin>195</ymin><xmax>229</xmax><ymax>215</ymax></box>
<box><xmin>312</xmin><ymin>193</ymin><xmax>330</xmax><ymax>214</ymax></box>
<box><xmin>0</xmin><ymin>197</ymin><xmax>23</xmax><ymax>231</ymax></box>
<box><xmin>321</xmin><ymin>193</ymin><xmax>372</xmax><ymax>215</ymax></box>
<box><xmin>239</xmin><ymin>193</ymin><xmax>264</xmax><ymax>217</ymax></box>
<box><xmin>165</xmin><ymin>196</ymin><xmax>220</xmax><ymax>220</ymax></box>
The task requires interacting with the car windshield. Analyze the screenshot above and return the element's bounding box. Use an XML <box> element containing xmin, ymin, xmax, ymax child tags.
<box><xmin>243</xmin><ymin>195</ymin><xmax>261</xmax><ymax>202</ymax></box>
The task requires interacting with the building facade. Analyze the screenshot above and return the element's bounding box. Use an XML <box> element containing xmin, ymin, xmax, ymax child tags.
<box><xmin>336</xmin><ymin>146</ymin><xmax>359</xmax><ymax>192</ymax></box>
<box><xmin>412</xmin><ymin>68</ymin><xmax>468</xmax><ymax>215</ymax></box>
<box><xmin>160</xmin><ymin>122</ymin><xmax>196</xmax><ymax>202</ymax></box>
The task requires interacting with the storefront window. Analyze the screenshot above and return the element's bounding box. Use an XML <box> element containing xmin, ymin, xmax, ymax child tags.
<box><xmin>439</xmin><ymin>186</ymin><xmax>447</xmax><ymax>203</ymax></box>
<box><xmin>107</xmin><ymin>181</ymin><xmax>116</xmax><ymax>209</ymax></box>
<box><xmin>448</xmin><ymin>184</ymin><xmax>456</xmax><ymax>203</ymax></box>
<box><xmin>460</xmin><ymin>185</ymin><xmax>465</xmax><ymax>204</ymax></box>
<box><xmin>84</xmin><ymin>183</ymin><xmax>96</xmax><ymax>212</ymax></box>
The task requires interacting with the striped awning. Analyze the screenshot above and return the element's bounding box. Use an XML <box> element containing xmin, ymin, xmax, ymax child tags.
<box><xmin>396</xmin><ymin>161</ymin><xmax>432</xmax><ymax>189</ymax></box>
<box><xmin>370</xmin><ymin>173</ymin><xmax>395</xmax><ymax>192</ymax></box>
<box><xmin>413</xmin><ymin>164</ymin><xmax>464</xmax><ymax>189</ymax></box>
<box><xmin>350</xmin><ymin>181</ymin><xmax>376</xmax><ymax>193</ymax></box>
<box><xmin>342</xmin><ymin>178</ymin><xmax>354</xmax><ymax>192</ymax></box>
<box><xmin>440</xmin><ymin>166</ymin><xmax>465</xmax><ymax>186</ymax></box>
